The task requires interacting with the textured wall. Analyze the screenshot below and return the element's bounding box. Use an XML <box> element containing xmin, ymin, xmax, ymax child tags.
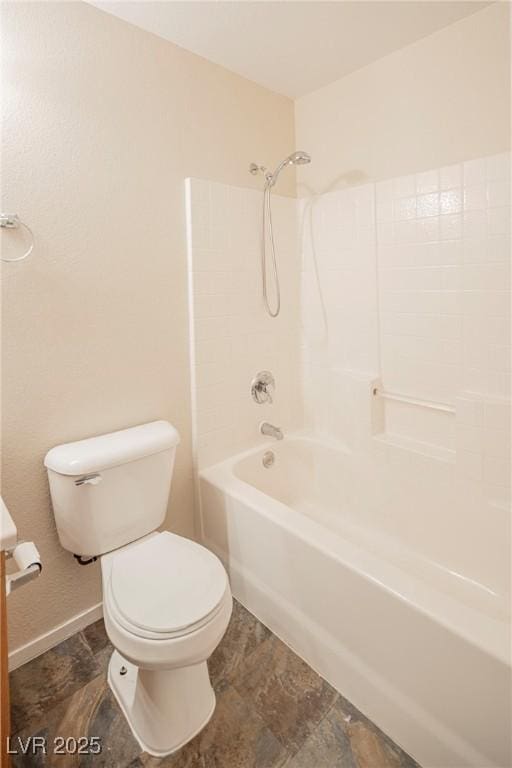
<box><xmin>1</xmin><ymin>0</ymin><xmax>295</xmax><ymax>654</ymax></box>
<box><xmin>295</xmin><ymin>3</ymin><xmax>510</xmax><ymax>193</ymax></box>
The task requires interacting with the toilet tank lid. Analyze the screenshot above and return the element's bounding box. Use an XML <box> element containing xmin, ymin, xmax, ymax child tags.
<box><xmin>44</xmin><ymin>420</ymin><xmax>180</xmax><ymax>476</ymax></box>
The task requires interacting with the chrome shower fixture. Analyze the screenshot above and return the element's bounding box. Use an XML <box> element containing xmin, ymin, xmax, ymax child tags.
<box><xmin>258</xmin><ymin>150</ymin><xmax>311</xmax><ymax>317</ymax></box>
<box><xmin>265</xmin><ymin>151</ymin><xmax>311</xmax><ymax>188</ymax></box>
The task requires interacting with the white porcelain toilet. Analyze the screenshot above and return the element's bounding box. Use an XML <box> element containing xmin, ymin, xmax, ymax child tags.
<box><xmin>44</xmin><ymin>420</ymin><xmax>232</xmax><ymax>757</ymax></box>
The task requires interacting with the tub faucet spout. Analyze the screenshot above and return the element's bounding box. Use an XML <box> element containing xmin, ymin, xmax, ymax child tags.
<box><xmin>260</xmin><ymin>422</ymin><xmax>283</xmax><ymax>441</ymax></box>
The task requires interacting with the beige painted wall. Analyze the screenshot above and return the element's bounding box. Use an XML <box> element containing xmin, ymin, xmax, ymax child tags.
<box><xmin>295</xmin><ymin>3</ymin><xmax>511</xmax><ymax>194</ymax></box>
<box><xmin>1</xmin><ymin>0</ymin><xmax>295</xmax><ymax>654</ymax></box>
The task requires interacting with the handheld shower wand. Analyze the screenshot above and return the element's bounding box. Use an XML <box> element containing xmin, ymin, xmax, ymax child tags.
<box><xmin>261</xmin><ymin>151</ymin><xmax>311</xmax><ymax>317</ymax></box>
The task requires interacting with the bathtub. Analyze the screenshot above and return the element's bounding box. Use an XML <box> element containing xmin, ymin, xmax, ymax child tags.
<box><xmin>199</xmin><ymin>435</ymin><xmax>511</xmax><ymax>768</ymax></box>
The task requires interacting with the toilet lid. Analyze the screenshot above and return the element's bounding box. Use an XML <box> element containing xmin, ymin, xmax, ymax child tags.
<box><xmin>108</xmin><ymin>532</ymin><xmax>228</xmax><ymax>635</ymax></box>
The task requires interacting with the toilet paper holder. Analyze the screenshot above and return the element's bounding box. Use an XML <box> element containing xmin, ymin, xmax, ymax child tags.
<box><xmin>5</xmin><ymin>540</ymin><xmax>42</xmax><ymax>595</ymax></box>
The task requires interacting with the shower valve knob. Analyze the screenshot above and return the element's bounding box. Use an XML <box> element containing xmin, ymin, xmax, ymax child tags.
<box><xmin>251</xmin><ymin>371</ymin><xmax>275</xmax><ymax>404</ymax></box>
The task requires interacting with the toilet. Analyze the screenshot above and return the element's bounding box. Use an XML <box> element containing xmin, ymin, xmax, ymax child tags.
<box><xmin>44</xmin><ymin>420</ymin><xmax>232</xmax><ymax>757</ymax></box>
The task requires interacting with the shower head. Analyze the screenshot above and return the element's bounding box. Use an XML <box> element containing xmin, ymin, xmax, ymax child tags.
<box><xmin>289</xmin><ymin>151</ymin><xmax>311</xmax><ymax>165</ymax></box>
<box><xmin>267</xmin><ymin>151</ymin><xmax>311</xmax><ymax>187</ymax></box>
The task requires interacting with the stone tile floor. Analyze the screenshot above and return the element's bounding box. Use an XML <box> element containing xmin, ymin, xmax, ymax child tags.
<box><xmin>9</xmin><ymin>600</ymin><xmax>420</xmax><ymax>767</ymax></box>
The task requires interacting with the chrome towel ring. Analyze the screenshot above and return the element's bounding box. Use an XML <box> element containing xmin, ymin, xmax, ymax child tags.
<box><xmin>0</xmin><ymin>213</ymin><xmax>35</xmax><ymax>262</ymax></box>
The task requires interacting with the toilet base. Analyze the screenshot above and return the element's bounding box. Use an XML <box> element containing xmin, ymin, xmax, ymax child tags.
<box><xmin>108</xmin><ymin>650</ymin><xmax>216</xmax><ymax>757</ymax></box>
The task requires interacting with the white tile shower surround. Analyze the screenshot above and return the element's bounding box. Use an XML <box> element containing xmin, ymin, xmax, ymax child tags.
<box><xmin>186</xmin><ymin>154</ymin><xmax>510</xmax><ymax>504</ymax></box>
<box><xmin>186</xmin><ymin>154</ymin><xmax>509</xmax><ymax>581</ymax></box>
<box><xmin>299</xmin><ymin>152</ymin><xmax>511</xmax><ymax>502</ymax></box>
<box><xmin>186</xmin><ymin>178</ymin><xmax>302</xmax><ymax>468</ymax></box>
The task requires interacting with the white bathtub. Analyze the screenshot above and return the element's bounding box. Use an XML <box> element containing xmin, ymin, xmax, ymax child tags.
<box><xmin>199</xmin><ymin>436</ymin><xmax>511</xmax><ymax>768</ymax></box>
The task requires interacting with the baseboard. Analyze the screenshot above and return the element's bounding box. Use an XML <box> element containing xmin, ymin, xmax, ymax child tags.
<box><xmin>8</xmin><ymin>602</ymin><xmax>103</xmax><ymax>672</ymax></box>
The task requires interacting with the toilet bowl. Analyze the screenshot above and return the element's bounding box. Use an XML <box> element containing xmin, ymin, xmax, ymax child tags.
<box><xmin>101</xmin><ymin>531</ymin><xmax>232</xmax><ymax>756</ymax></box>
<box><xmin>44</xmin><ymin>420</ymin><xmax>232</xmax><ymax>757</ymax></box>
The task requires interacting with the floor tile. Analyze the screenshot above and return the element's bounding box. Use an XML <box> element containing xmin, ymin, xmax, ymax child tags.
<box><xmin>330</xmin><ymin>696</ymin><xmax>420</xmax><ymax>768</ymax></box>
<box><xmin>10</xmin><ymin>675</ymin><xmax>140</xmax><ymax>767</ymax></box>
<box><xmin>81</xmin><ymin>620</ymin><xmax>114</xmax><ymax>672</ymax></box>
<box><xmin>79</xmin><ymin>681</ymin><xmax>141</xmax><ymax>767</ymax></box>
<box><xmin>10</xmin><ymin>601</ymin><xmax>421</xmax><ymax>768</ymax></box>
<box><xmin>199</xmin><ymin>686</ymin><xmax>287</xmax><ymax>768</ymax></box>
<box><xmin>282</xmin><ymin>699</ymin><xmax>356</xmax><ymax>768</ymax></box>
<box><xmin>282</xmin><ymin>694</ymin><xmax>419</xmax><ymax>768</ymax></box>
<box><xmin>134</xmin><ymin>741</ymin><xmax>204</xmax><ymax>768</ymax></box>
<box><xmin>208</xmin><ymin>600</ymin><xmax>271</xmax><ymax>691</ymax></box>
<box><xmin>232</xmin><ymin>634</ymin><xmax>338</xmax><ymax>754</ymax></box>
<box><xmin>9</xmin><ymin>633</ymin><xmax>102</xmax><ymax>735</ymax></box>
<box><xmin>135</xmin><ymin>686</ymin><xmax>286</xmax><ymax>768</ymax></box>
<box><xmin>81</xmin><ymin>619</ymin><xmax>110</xmax><ymax>656</ymax></box>
<box><xmin>346</xmin><ymin>721</ymin><xmax>404</xmax><ymax>768</ymax></box>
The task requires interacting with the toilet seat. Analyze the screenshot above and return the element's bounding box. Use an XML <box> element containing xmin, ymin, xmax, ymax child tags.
<box><xmin>105</xmin><ymin>531</ymin><xmax>229</xmax><ymax>641</ymax></box>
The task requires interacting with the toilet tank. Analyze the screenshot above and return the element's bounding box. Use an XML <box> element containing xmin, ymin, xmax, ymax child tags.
<box><xmin>44</xmin><ymin>421</ymin><xmax>180</xmax><ymax>557</ymax></box>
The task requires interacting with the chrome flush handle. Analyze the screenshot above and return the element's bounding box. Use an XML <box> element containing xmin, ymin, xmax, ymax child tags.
<box><xmin>74</xmin><ymin>473</ymin><xmax>102</xmax><ymax>486</ymax></box>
